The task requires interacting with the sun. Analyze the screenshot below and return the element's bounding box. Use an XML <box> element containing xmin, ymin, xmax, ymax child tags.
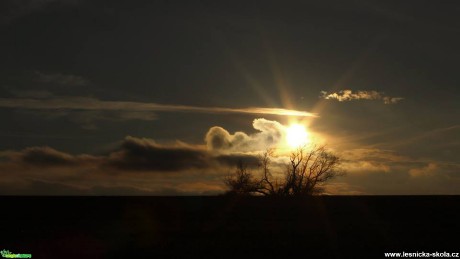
<box><xmin>285</xmin><ymin>124</ymin><xmax>310</xmax><ymax>148</ymax></box>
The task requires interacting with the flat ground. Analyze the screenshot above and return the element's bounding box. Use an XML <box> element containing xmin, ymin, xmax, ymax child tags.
<box><xmin>1</xmin><ymin>196</ymin><xmax>459</xmax><ymax>258</ymax></box>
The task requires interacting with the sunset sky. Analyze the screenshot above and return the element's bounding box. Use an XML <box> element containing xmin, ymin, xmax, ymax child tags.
<box><xmin>0</xmin><ymin>0</ymin><xmax>459</xmax><ymax>195</ymax></box>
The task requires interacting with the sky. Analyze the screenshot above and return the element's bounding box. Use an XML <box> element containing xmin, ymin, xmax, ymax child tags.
<box><xmin>0</xmin><ymin>0</ymin><xmax>459</xmax><ymax>195</ymax></box>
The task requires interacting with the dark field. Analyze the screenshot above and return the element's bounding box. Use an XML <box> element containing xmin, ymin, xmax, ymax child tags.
<box><xmin>1</xmin><ymin>196</ymin><xmax>459</xmax><ymax>258</ymax></box>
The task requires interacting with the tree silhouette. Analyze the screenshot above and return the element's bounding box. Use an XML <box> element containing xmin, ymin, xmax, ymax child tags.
<box><xmin>224</xmin><ymin>145</ymin><xmax>345</xmax><ymax>196</ymax></box>
<box><xmin>224</xmin><ymin>160</ymin><xmax>261</xmax><ymax>195</ymax></box>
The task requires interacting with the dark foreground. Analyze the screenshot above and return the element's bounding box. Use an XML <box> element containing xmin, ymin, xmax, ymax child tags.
<box><xmin>1</xmin><ymin>196</ymin><xmax>459</xmax><ymax>258</ymax></box>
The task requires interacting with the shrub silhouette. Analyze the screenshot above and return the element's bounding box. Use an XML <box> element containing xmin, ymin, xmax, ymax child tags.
<box><xmin>224</xmin><ymin>145</ymin><xmax>345</xmax><ymax>196</ymax></box>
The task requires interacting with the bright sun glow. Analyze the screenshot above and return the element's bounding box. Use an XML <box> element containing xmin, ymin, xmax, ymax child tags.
<box><xmin>286</xmin><ymin>124</ymin><xmax>310</xmax><ymax>148</ymax></box>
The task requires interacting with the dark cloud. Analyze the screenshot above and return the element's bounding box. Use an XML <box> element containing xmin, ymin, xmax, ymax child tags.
<box><xmin>107</xmin><ymin>136</ymin><xmax>212</xmax><ymax>172</ymax></box>
<box><xmin>15</xmin><ymin>146</ymin><xmax>78</xmax><ymax>167</ymax></box>
<box><xmin>1</xmin><ymin>135</ymin><xmax>262</xmax><ymax>173</ymax></box>
<box><xmin>4</xmin><ymin>146</ymin><xmax>99</xmax><ymax>168</ymax></box>
<box><xmin>106</xmin><ymin>136</ymin><xmax>261</xmax><ymax>172</ymax></box>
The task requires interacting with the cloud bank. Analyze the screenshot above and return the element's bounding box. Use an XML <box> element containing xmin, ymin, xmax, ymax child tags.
<box><xmin>2</xmin><ymin>137</ymin><xmax>262</xmax><ymax>173</ymax></box>
<box><xmin>1</xmin><ymin>118</ymin><xmax>458</xmax><ymax>195</ymax></box>
<box><xmin>0</xmin><ymin>118</ymin><xmax>284</xmax><ymax>195</ymax></box>
<box><xmin>106</xmin><ymin>136</ymin><xmax>212</xmax><ymax>172</ymax></box>
<box><xmin>321</xmin><ymin>90</ymin><xmax>403</xmax><ymax>104</ymax></box>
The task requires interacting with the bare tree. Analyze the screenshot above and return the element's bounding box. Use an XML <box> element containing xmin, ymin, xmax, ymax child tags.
<box><xmin>224</xmin><ymin>160</ymin><xmax>261</xmax><ymax>195</ymax></box>
<box><xmin>224</xmin><ymin>145</ymin><xmax>345</xmax><ymax>196</ymax></box>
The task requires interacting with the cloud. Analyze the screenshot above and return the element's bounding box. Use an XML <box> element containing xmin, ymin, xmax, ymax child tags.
<box><xmin>17</xmin><ymin>146</ymin><xmax>78</xmax><ymax>166</ymax></box>
<box><xmin>0</xmin><ymin>135</ymin><xmax>263</xmax><ymax>174</ymax></box>
<box><xmin>205</xmin><ymin>127</ymin><xmax>249</xmax><ymax>151</ymax></box>
<box><xmin>0</xmin><ymin>132</ymin><xmax>266</xmax><ymax>195</ymax></box>
<box><xmin>320</xmin><ymin>90</ymin><xmax>403</xmax><ymax>104</ymax></box>
<box><xmin>205</xmin><ymin>118</ymin><xmax>286</xmax><ymax>152</ymax></box>
<box><xmin>382</xmin><ymin>96</ymin><xmax>404</xmax><ymax>104</ymax></box>
<box><xmin>107</xmin><ymin>136</ymin><xmax>263</xmax><ymax>172</ymax></box>
<box><xmin>0</xmin><ymin>95</ymin><xmax>317</xmax><ymax>117</ymax></box>
<box><xmin>1</xmin><ymin>121</ymin><xmax>460</xmax><ymax>195</ymax></box>
<box><xmin>340</xmin><ymin>148</ymin><xmax>416</xmax><ymax>174</ymax></box>
<box><xmin>106</xmin><ymin>136</ymin><xmax>212</xmax><ymax>172</ymax></box>
<box><xmin>409</xmin><ymin>163</ymin><xmax>438</xmax><ymax>177</ymax></box>
<box><xmin>341</xmin><ymin>148</ymin><xmax>407</xmax><ymax>163</ymax></box>
<box><xmin>7</xmin><ymin>146</ymin><xmax>98</xmax><ymax>167</ymax></box>
<box><xmin>344</xmin><ymin>160</ymin><xmax>391</xmax><ymax>173</ymax></box>
<box><xmin>407</xmin><ymin>162</ymin><xmax>459</xmax><ymax>178</ymax></box>
<box><xmin>2</xmin><ymin>116</ymin><xmax>457</xmax><ymax>195</ymax></box>
<box><xmin>331</xmin><ymin>145</ymin><xmax>460</xmax><ymax>194</ymax></box>
<box><xmin>35</xmin><ymin>71</ymin><xmax>89</xmax><ymax>86</ymax></box>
